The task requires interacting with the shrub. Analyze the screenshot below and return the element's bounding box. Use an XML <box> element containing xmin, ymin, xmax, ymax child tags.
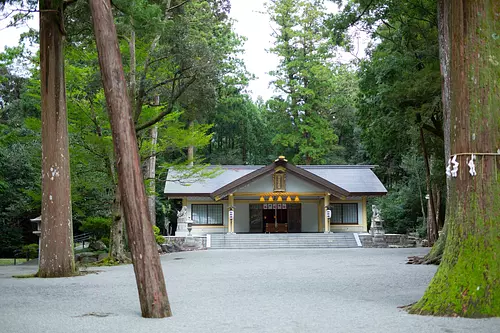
<box><xmin>153</xmin><ymin>225</ymin><xmax>164</xmax><ymax>245</ymax></box>
<box><xmin>79</xmin><ymin>217</ymin><xmax>111</xmax><ymax>240</ymax></box>
<box><xmin>21</xmin><ymin>243</ymin><xmax>39</xmax><ymax>259</ymax></box>
<box><xmin>100</xmin><ymin>236</ymin><xmax>110</xmax><ymax>247</ymax></box>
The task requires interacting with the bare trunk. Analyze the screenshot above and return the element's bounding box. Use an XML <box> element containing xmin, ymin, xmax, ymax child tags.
<box><xmin>410</xmin><ymin>0</ymin><xmax>500</xmax><ymax>317</ymax></box>
<box><xmin>423</xmin><ymin>0</ymin><xmax>452</xmax><ymax>263</ymax></box>
<box><xmin>187</xmin><ymin>120</ymin><xmax>194</xmax><ymax>166</ymax></box>
<box><xmin>89</xmin><ymin>0</ymin><xmax>171</xmax><ymax>318</ymax></box>
<box><xmin>145</xmin><ymin>126</ymin><xmax>158</xmax><ymax>225</ymax></box>
<box><xmin>433</xmin><ymin>186</ymin><xmax>441</xmax><ymax>229</ymax></box>
<box><xmin>38</xmin><ymin>0</ymin><xmax>75</xmax><ymax>278</ymax></box>
<box><xmin>419</xmin><ymin>126</ymin><xmax>438</xmax><ymax>245</ymax></box>
<box><xmin>129</xmin><ymin>23</ymin><xmax>136</xmax><ymax>113</ymax></box>
<box><xmin>110</xmin><ymin>184</ymin><xmax>129</xmax><ymax>262</ymax></box>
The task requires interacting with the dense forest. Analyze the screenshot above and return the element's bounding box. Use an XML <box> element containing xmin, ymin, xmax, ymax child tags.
<box><xmin>1</xmin><ymin>0</ymin><xmax>445</xmax><ymax>254</ymax></box>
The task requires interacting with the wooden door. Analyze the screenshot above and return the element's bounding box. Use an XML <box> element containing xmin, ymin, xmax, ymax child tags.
<box><xmin>249</xmin><ymin>204</ymin><xmax>263</xmax><ymax>233</ymax></box>
<box><xmin>287</xmin><ymin>204</ymin><xmax>301</xmax><ymax>233</ymax></box>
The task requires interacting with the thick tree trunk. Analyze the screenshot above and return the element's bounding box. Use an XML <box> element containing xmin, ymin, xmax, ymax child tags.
<box><xmin>424</xmin><ymin>0</ymin><xmax>452</xmax><ymax>263</ymax></box>
<box><xmin>145</xmin><ymin>126</ymin><xmax>158</xmax><ymax>225</ymax></box>
<box><xmin>89</xmin><ymin>0</ymin><xmax>171</xmax><ymax>318</ymax></box>
<box><xmin>410</xmin><ymin>0</ymin><xmax>500</xmax><ymax>317</ymax></box>
<box><xmin>38</xmin><ymin>0</ymin><xmax>75</xmax><ymax>278</ymax></box>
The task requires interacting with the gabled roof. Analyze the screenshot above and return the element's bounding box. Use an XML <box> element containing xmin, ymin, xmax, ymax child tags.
<box><xmin>211</xmin><ymin>159</ymin><xmax>350</xmax><ymax>199</ymax></box>
<box><xmin>165</xmin><ymin>158</ymin><xmax>387</xmax><ymax>199</ymax></box>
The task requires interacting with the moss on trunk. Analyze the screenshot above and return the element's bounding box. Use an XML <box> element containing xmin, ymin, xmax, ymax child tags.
<box><xmin>410</xmin><ymin>0</ymin><xmax>500</xmax><ymax>317</ymax></box>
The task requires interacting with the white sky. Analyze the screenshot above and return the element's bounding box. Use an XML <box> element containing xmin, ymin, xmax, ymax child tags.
<box><xmin>229</xmin><ymin>1</ymin><xmax>277</xmax><ymax>101</ymax></box>
<box><xmin>0</xmin><ymin>1</ymin><xmax>366</xmax><ymax>102</ymax></box>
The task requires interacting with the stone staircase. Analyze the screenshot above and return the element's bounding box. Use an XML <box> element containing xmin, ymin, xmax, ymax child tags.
<box><xmin>208</xmin><ymin>233</ymin><xmax>361</xmax><ymax>249</ymax></box>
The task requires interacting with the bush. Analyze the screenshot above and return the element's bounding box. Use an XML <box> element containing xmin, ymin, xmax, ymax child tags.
<box><xmin>21</xmin><ymin>243</ymin><xmax>39</xmax><ymax>259</ymax></box>
<box><xmin>153</xmin><ymin>225</ymin><xmax>164</xmax><ymax>245</ymax></box>
<box><xmin>79</xmin><ymin>217</ymin><xmax>111</xmax><ymax>240</ymax></box>
<box><xmin>100</xmin><ymin>236</ymin><xmax>110</xmax><ymax>248</ymax></box>
<box><xmin>155</xmin><ymin>235</ymin><xmax>165</xmax><ymax>245</ymax></box>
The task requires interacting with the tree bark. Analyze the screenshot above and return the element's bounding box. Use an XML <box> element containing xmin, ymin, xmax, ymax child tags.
<box><xmin>145</xmin><ymin>125</ymin><xmax>158</xmax><ymax>226</ymax></box>
<box><xmin>129</xmin><ymin>21</ymin><xmax>136</xmax><ymax>113</ymax></box>
<box><xmin>110</xmin><ymin>182</ymin><xmax>129</xmax><ymax>263</ymax></box>
<box><xmin>419</xmin><ymin>126</ymin><xmax>438</xmax><ymax>245</ymax></box>
<box><xmin>187</xmin><ymin>120</ymin><xmax>194</xmax><ymax>166</ymax></box>
<box><xmin>89</xmin><ymin>0</ymin><xmax>171</xmax><ymax>318</ymax></box>
<box><xmin>424</xmin><ymin>0</ymin><xmax>452</xmax><ymax>263</ymax></box>
<box><xmin>38</xmin><ymin>0</ymin><xmax>75</xmax><ymax>278</ymax></box>
<box><xmin>410</xmin><ymin>0</ymin><xmax>500</xmax><ymax>317</ymax></box>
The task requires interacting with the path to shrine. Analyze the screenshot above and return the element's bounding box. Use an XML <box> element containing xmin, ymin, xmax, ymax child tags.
<box><xmin>1</xmin><ymin>248</ymin><xmax>498</xmax><ymax>333</ymax></box>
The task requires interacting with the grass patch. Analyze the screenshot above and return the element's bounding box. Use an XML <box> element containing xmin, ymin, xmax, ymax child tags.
<box><xmin>0</xmin><ymin>258</ymin><xmax>28</xmax><ymax>266</ymax></box>
<box><xmin>12</xmin><ymin>273</ymin><xmax>37</xmax><ymax>278</ymax></box>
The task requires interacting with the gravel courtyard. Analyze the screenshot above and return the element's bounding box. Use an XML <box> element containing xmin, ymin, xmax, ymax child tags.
<box><xmin>1</xmin><ymin>248</ymin><xmax>498</xmax><ymax>333</ymax></box>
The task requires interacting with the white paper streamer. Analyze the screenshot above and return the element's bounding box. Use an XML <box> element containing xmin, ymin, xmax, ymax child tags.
<box><xmin>445</xmin><ymin>158</ymin><xmax>452</xmax><ymax>178</ymax></box>
<box><xmin>468</xmin><ymin>154</ymin><xmax>477</xmax><ymax>176</ymax></box>
<box><xmin>451</xmin><ymin>155</ymin><xmax>459</xmax><ymax>177</ymax></box>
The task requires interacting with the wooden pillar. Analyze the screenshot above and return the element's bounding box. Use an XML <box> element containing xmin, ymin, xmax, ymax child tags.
<box><xmin>324</xmin><ymin>193</ymin><xmax>330</xmax><ymax>233</ymax></box>
<box><xmin>228</xmin><ymin>194</ymin><xmax>234</xmax><ymax>233</ymax></box>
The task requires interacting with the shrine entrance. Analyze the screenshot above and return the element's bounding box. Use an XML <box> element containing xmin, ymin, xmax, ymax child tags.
<box><xmin>249</xmin><ymin>203</ymin><xmax>301</xmax><ymax>233</ymax></box>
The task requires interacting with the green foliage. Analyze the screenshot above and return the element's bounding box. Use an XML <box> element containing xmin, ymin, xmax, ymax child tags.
<box><xmin>100</xmin><ymin>237</ymin><xmax>110</xmax><ymax>248</ymax></box>
<box><xmin>153</xmin><ymin>225</ymin><xmax>164</xmax><ymax>245</ymax></box>
<box><xmin>266</xmin><ymin>0</ymin><xmax>350</xmax><ymax>164</ymax></box>
<box><xmin>21</xmin><ymin>243</ymin><xmax>39</xmax><ymax>259</ymax></box>
<box><xmin>0</xmin><ymin>219</ymin><xmax>23</xmax><ymax>257</ymax></box>
<box><xmin>79</xmin><ymin>217</ymin><xmax>111</xmax><ymax>240</ymax></box>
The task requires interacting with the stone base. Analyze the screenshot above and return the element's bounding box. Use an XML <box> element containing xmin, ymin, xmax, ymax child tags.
<box><xmin>160</xmin><ymin>236</ymin><xmax>207</xmax><ymax>253</ymax></box>
<box><xmin>359</xmin><ymin>233</ymin><xmax>418</xmax><ymax>248</ymax></box>
<box><xmin>372</xmin><ymin>235</ymin><xmax>388</xmax><ymax>248</ymax></box>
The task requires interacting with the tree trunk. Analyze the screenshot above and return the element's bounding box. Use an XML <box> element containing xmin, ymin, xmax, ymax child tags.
<box><xmin>410</xmin><ymin>0</ymin><xmax>500</xmax><ymax>317</ymax></box>
<box><xmin>110</xmin><ymin>183</ymin><xmax>129</xmax><ymax>263</ymax></box>
<box><xmin>187</xmin><ymin>120</ymin><xmax>194</xmax><ymax>166</ymax></box>
<box><xmin>89</xmin><ymin>0</ymin><xmax>171</xmax><ymax>318</ymax></box>
<box><xmin>424</xmin><ymin>0</ymin><xmax>452</xmax><ymax>263</ymax></box>
<box><xmin>38</xmin><ymin>0</ymin><xmax>75</xmax><ymax>278</ymax></box>
<box><xmin>419</xmin><ymin>126</ymin><xmax>438</xmax><ymax>245</ymax></box>
<box><xmin>145</xmin><ymin>126</ymin><xmax>158</xmax><ymax>226</ymax></box>
<box><xmin>129</xmin><ymin>22</ymin><xmax>136</xmax><ymax>112</ymax></box>
<box><xmin>433</xmin><ymin>185</ymin><xmax>441</xmax><ymax>228</ymax></box>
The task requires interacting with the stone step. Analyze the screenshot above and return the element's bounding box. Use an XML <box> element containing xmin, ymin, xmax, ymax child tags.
<box><xmin>209</xmin><ymin>233</ymin><xmax>360</xmax><ymax>249</ymax></box>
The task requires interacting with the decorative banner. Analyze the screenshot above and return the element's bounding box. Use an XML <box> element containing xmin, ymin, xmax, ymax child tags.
<box><xmin>277</xmin><ymin>204</ymin><xmax>282</xmax><ymax>209</ymax></box>
<box><xmin>282</xmin><ymin>204</ymin><xmax>286</xmax><ymax>209</ymax></box>
<box><xmin>263</xmin><ymin>204</ymin><xmax>268</xmax><ymax>209</ymax></box>
<box><xmin>273</xmin><ymin>204</ymin><xmax>277</xmax><ymax>209</ymax></box>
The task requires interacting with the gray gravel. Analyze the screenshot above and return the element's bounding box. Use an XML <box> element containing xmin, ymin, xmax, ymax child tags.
<box><xmin>1</xmin><ymin>248</ymin><xmax>498</xmax><ymax>333</ymax></box>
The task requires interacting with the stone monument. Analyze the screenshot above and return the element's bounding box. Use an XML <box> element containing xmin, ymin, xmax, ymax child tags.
<box><xmin>176</xmin><ymin>206</ymin><xmax>193</xmax><ymax>237</ymax></box>
<box><xmin>370</xmin><ymin>205</ymin><xmax>387</xmax><ymax>247</ymax></box>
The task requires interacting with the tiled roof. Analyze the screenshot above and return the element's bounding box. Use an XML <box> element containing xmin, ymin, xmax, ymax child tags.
<box><xmin>165</xmin><ymin>164</ymin><xmax>386</xmax><ymax>197</ymax></box>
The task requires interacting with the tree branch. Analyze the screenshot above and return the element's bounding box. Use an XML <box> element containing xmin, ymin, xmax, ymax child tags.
<box><xmin>135</xmin><ymin>76</ymin><xmax>196</xmax><ymax>132</ymax></box>
<box><xmin>144</xmin><ymin>74</ymin><xmax>194</xmax><ymax>96</ymax></box>
<box><xmin>166</xmin><ymin>0</ymin><xmax>190</xmax><ymax>12</ymax></box>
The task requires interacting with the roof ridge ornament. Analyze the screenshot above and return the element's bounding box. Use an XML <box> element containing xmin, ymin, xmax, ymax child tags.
<box><xmin>275</xmin><ymin>155</ymin><xmax>287</xmax><ymax>162</ymax></box>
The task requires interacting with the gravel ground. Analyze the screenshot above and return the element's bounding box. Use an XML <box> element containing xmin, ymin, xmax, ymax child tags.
<box><xmin>1</xmin><ymin>248</ymin><xmax>498</xmax><ymax>333</ymax></box>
